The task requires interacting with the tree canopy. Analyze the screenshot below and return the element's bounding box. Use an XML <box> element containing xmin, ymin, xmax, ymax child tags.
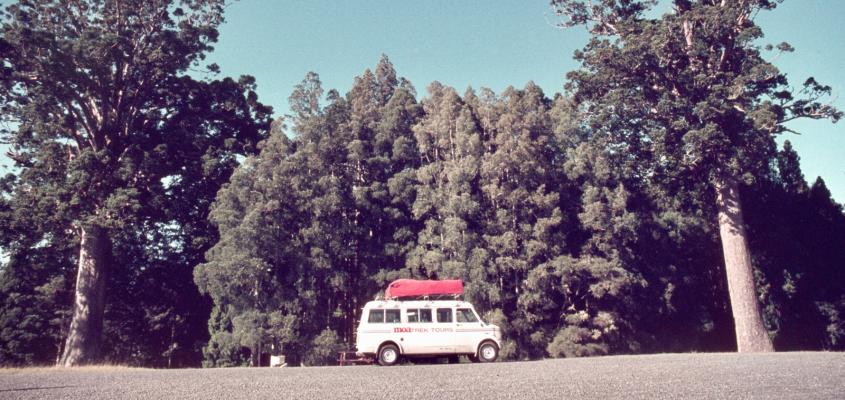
<box><xmin>551</xmin><ymin>0</ymin><xmax>841</xmax><ymax>352</ymax></box>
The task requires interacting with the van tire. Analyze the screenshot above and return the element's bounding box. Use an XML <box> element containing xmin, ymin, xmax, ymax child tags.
<box><xmin>478</xmin><ymin>342</ymin><xmax>498</xmax><ymax>363</ymax></box>
<box><xmin>378</xmin><ymin>344</ymin><xmax>400</xmax><ymax>366</ymax></box>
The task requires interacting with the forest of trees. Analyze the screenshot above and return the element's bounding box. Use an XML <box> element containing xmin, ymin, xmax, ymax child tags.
<box><xmin>1</xmin><ymin>1</ymin><xmax>844</xmax><ymax>367</ymax></box>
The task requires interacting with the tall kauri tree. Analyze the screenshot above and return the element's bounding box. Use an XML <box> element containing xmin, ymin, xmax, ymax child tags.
<box><xmin>0</xmin><ymin>0</ymin><xmax>270</xmax><ymax>365</ymax></box>
<box><xmin>552</xmin><ymin>0</ymin><xmax>841</xmax><ymax>351</ymax></box>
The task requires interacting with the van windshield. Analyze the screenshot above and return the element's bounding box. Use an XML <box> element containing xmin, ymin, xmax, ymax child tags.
<box><xmin>457</xmin><ymin>308</ymin><xmax>479</xmax><ymax>323</ymax></box>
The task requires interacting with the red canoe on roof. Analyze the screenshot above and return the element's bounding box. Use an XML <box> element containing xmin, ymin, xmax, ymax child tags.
<box><xmin>384</xmin><ymin>279</ymin><xmax>464</xmax><ymax>299</ymax></box>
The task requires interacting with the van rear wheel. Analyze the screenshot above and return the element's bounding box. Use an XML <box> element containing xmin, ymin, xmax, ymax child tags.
<box><xmin>378</xmin><ymin>344</ymin><xmax>400</xmax><ymax>366</ymax></box>
<box><xmin>478</xmin><ymin>342</ymin><xmax>498</xmax><ymax>363</ymax></box>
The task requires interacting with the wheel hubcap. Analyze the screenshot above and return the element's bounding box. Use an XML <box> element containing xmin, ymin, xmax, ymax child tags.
<box><xmin>482</xmin><ymin>346</ymin><xmax>495</xmax><ymax>360</ymax></box>
<box><xmin>383</xmin><ymin>349</ymin><xmax>396</xmax><ymax>363</ymax></box>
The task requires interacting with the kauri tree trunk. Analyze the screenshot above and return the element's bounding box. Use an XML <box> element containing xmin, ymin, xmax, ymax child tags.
<box><xmin>252</xmin><ymin>340</ymin><xmax>262</xmax><ymax>367</ymax></box>
<box><xmin>714</xmin><ymin>178</ymin><xmax>774</xmax><ymax>352</ymax></box>
<box><xmin>59</xmin><ymin>225</ymin><xmax>110</xmax><ymax>366</ymax></box>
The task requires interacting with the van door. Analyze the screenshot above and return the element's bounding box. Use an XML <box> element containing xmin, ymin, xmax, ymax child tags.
<box><xmin>455</xmin><ymin>307</ymin><xmax>485</xmax><ymax>353</ymax></box>
<box><xmin>432</xmin><ymin>307</ymin><xmax>457</xmax><ymax>354</ymax></box>
<box><xmin>400</xmin><ymin>308</ymin><xmax>434</xmax><ymax>355</ymax></box>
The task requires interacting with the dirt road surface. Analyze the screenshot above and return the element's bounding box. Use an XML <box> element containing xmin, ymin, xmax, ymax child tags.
<box><xmin>1</xmin><ymin>352</ymin><xmax>843</xmax><ymax>399</ymax></box>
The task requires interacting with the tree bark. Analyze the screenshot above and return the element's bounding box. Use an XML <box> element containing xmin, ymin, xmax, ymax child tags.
<box><xmin>252</xmin><ymin>340</ymin><xmax>262</xmax><ymax>367</ymax></box>
<box><xmin>714</xmin><ymin>177</ymin><xmax>774</xmax><ymax>352</ymax></box>
<box><xmin>59</xmin><ymin>225</ymin><xmax>110</xmax><ymax>366</ymax></box>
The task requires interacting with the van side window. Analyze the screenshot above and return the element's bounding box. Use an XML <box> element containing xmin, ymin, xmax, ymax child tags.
<box><xmin>408</xmin><ymin>309</ymin><xmax>433</xmax><ymax>323</ymax></box>
<box><xmin>368</xmin><ymin>309</ymin><xmax>385</xmax><ymax>323</ymax></box>
<box><xmin>457</xmin><ymin>308</ymin><xmax>479</xmax><ymax>323</ymax></box>
<box><xmin>385</xmin><ymin>309</ymin><xmax>401</xmax><ymax>323</ymax></box>
<box><xmin>436</xmin><ymin>308</ymin><xmax>453</xmax><ymax>323</ymax></box>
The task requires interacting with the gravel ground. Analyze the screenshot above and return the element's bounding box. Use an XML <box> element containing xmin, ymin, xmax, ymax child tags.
<box><xmin>0</xmin><ymin>352</ymin><xmax>843</xmax><ymax>400</ymax></box>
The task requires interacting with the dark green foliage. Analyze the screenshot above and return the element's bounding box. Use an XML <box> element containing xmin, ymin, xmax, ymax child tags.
<box><xmin>407</xmin><ymin>82</ymin><xmax>485</xmax><ymax>285</ymax></box>
<box><xmin>303</xmin><ymin>329</ymin><xmax>344</xmax><ymax>366</ymax></box>
<box><xmin>551</xmin><ymin>0</ymin><xmax>840</xmax><ymax>353</ymax></box>
<box><xmin>0</xmin><ymin>0</ymin><xmax>270</xmax><ymax>366</ymax></box>
<box><xmin>547</xmin><ymin>325</ymin><xmax>609</xmax><ymax>358</ymax></box>
<box><xmin>0</xmin><ymin>167</ymin><xmax>77</xmax><ymax>365</ymax></box>
<box><xmin>0</xmin><ymin>249</ymin><xmax>74</xmax><ymax>365</ymax></box>
<box><xmin>101</xmin><ymin>226</ymin><xmax>215</xmax><ymax>367</ymax></box>
<box><xmin>743</xmin><ymin>146</ymin><xmax>845</xmax><ymax>350</ymax></box>
<box><xmin>201</xmin><ymin>305</ymin><xmax>250</xmax><ymax>367</ymax></box>
<box><xmin>199</xmin><ymin>54</ymin><xmax>845</xmax><ymax>364</ymax></box>
<box><xmin>196</xmin><ymin>57</ymin><xmax>425</xmax><ymax>365</ymax></box>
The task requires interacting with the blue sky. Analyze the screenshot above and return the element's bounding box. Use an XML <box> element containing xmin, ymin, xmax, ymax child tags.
<box><xmin>204</xmin><ymin>0</ymin><xmax>844</xmax><ymax>202</ymax></box>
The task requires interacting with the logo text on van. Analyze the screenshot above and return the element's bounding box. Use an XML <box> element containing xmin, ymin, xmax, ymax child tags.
<box><xmin>393</xmin><ymin>327</ymin><xmax>454</xmax><ymax>333</ymax></box>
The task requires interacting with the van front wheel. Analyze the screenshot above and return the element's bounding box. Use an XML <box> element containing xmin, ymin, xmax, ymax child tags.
<box><xmin>478</xmin><ymin>342</ymin><xmax>498</xmax><ymax>363</ymax></box>
<box><xmin>378</xmin><ymin>344</ymin><xmax>400</xmax><ymax>366</ymax></box>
